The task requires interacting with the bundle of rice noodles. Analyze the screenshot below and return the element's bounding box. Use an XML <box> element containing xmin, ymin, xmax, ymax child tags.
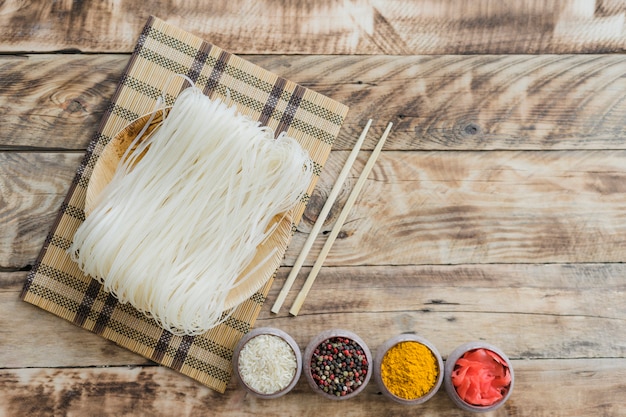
<box><xmin>70</xmin><ymin>86</ymin><xmax>313</xmax><ymax>335</ymax></box>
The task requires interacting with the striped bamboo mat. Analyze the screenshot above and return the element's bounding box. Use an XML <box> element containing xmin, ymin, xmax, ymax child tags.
<box><xmin>21</xmin><ymin>16</ymin><xmax>348</xmax><ymax>393</ymax></box>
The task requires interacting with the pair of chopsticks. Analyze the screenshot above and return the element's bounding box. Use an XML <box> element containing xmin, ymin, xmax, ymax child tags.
<box><xmin>271</xmin><ymin>120</ymin><xmax>393</xmax><ymax>316</ymax></box>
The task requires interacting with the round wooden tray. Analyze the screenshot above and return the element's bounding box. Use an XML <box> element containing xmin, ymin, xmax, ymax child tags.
<box><xmin>84</xmin><ymin>110</ymin><xmax>293</xmax><ymax>310</ymax></box>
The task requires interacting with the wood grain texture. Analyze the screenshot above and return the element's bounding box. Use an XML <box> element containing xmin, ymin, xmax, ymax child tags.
<box><xmin>4</xmin><ymin>149</ymin><xmax>626</xmax><ymax>269</ymax></box>
<box><xmin>264</xmin><ymin>264</ymin><xmax>626</xmax><ymax>359</ymax></box>
<box><xmin>2</xmin><ymin>263</ymin><xmax>624</xmax><ymax>367</ymax></box>
<box><xmin>3</xmin><ymin>54</ymin><xmax>626</xmax><ymax>151</ymax></box>
<box><xmin>2</xmin><ymin>2</ymin><xmax>626</xmax><ymax>414</ymax></box>
<box><xmin>293</xmin><ymin>149</ymin><xmax>626</xmax><ymax>265</ymax></box>
<box><xmin>0</xmin><ymin>54</ymin><xmax>125</xmax><ymax>150</ymax></box>
<box><xmin>0</xmin><ymin>272</ymin><xmax>152</xmax><ymax>368</ymax></box>
<box><xmin>0</xmin><ymin>153</ymin><xmax>80</xmax><ymax>269</ymax></box>
<box><xmin>1</xmin><ymin>359</ymin><xmax>625</xmax><ymax>417</ymax></box>
<box><xmin>269</xmin><ymin>53</ymin><xmax>626</xmax><ymax>151</ymax></box>
<box><xmin>0</xmin><ymin>0</ymin><xmax>625</xmax><ymax>54</ymax></box>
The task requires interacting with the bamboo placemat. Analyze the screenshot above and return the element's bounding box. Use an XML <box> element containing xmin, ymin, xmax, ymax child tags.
<box><xmin>20</xmin><ymin>16</ymin><xmax>348</xmax><ymax>393</ymax></box>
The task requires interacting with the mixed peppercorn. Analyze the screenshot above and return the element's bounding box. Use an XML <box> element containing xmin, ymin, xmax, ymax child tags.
<box><xmin>309</xmin><ymin>337</ymin><xmax>369</xmax><ymax>397</ymax></box>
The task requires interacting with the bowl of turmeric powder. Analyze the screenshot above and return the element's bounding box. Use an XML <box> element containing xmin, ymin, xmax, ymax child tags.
<box><xmin>374</xmin><ymin>333</ymin><xmax>444</xmax><ymax>405</ymax></box>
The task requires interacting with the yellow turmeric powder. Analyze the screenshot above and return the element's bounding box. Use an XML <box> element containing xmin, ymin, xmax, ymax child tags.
<box><xmin>381</xmin><ymin>341</ymin><xmax>439</xmax><ymax>400</ymax></box>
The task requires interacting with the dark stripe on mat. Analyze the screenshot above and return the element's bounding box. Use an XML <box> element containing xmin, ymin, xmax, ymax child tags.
<box><xmin>275</xmin><ymin>84</ymin><xmax>306</xmax><ymax>137</ymax></box>
<box><xmin>73</xmin><ymin>279</ymin><xmax>103</xmax><ymax>326</ymax></box>
<box><xmin>93</xmin><ymin>292</ymin><xmax>119</xmax><ymax>335</ymax></box>
<box><xmin>259</xmin><ymin>77</ymin><xmax>287</xmax><ymax>127</ymax></box>
<box><xmin>152</xmin><ymin>330</ymin><xmax>173</xmax><ymax>363</ymax></box>
<box><xmin>204</xmin><ymin>50</ymin><xmax>230</xmax><ymax>97</ymax></box>
<box><xmin>187</xmin><ymin>42</ymin><xmax>213</xmax><ymax>83</ymax></box>
<box><xmin>172</xmin><ymin>335</ymin><xmax>196</xmax><ymax>371</ymax></box>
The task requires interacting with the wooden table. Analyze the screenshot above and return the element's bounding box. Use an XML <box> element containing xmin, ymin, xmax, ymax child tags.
<box><xmin>2</xmin><ymin>1</ymin><xmax>626</xmax><ymax>416</ymax></box>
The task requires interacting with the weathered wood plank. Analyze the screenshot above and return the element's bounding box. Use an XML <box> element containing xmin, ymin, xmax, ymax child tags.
<box><xmin>0</xmin><ymin>152</ymin><xmax>81</xmax><ymax>269</ymax></box>
<box><xmin>263</xmin><ymin>264</ymin><xmax>626</xmax><ymax>360</ymax></box>
<box><xmin>0</xmin><ymin>272</ymin><xmax>153</xmax><ymax>368</ymax></box>
<box><xmin>273</xmin><ymin>54</ymin><xmax>626</xmax><ymax>151</ymax></box>
<box><xmin>1</xmin><ymin>359</ymin><xmax>625</xmax><ymax>417</ymax></box>
<box><xmin>3</xmin><ymin>262</ymin><xmax>625</xmax><ymax>367</ymax></box>
<box><xmin>1</xmin><ymin>0</ymin><xmax>625</xmax><ymax>54</ymax></box>
<box><xmin>299</xmin><ymin>149</ymin><xmax>626</xmax><ymax>266</ymax></box>
<box><xmin>3</xmin><ymin>54</ymin><xmax>626</xmax><ymax>151</ymax></box>
<box><xmin>3</xmin><ymin>149</ymin><xmax>626</xmax><ymax>268</ymax></box>
<box><xmin>0</xmin><ymin>54</ymin><xmax>125</xmax><ymax>150</ymax></box>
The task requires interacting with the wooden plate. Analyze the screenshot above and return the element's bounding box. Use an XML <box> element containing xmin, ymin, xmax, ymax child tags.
<box><xmin>84</xmin><ymin>110</ymin><xmax>293</xmax><ymax>310</ymax></box>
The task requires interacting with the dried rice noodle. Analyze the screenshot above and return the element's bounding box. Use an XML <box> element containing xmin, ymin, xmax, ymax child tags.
<box><xmin>69</xmin><ymin>85</ymin><xmax>313</xmax><ymax>335</ymax></box>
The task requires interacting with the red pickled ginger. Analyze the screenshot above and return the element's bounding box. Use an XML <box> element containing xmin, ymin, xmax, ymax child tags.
<box><xmin>451</xmin><ymin>348</ymin><xmax>511</xmax><ymax>406</ymax></box>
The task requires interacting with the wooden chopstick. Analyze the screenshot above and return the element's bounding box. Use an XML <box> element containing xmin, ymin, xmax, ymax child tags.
<box><xmin>289</xmin><ymin>122</ymin><xmax>393</xmax><ymax>316</ymax></box>
<box><xmin>271</xmin><ymin>120</ymin><xmax>373</xmax><ymax>314</ymax></box>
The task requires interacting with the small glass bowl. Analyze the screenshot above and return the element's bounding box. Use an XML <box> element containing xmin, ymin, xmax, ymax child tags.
<box><xmin>303</xmin><ymin>329</ymin><xmax>372</xmax><ymax>400</ymax></box>
<box><xmin>374</xmin><ymin>333</ymin><xmax>443</xmax><ymax>405</ymax></box>
<box><xmin>232</xmin><ymin>327</ymin><xmax>302</xmax><ymax>399</ymax></box>
<box><xmin>444</xmin><ymin>341</ymin><xmax>514</xmax><ymax>412</ymax></box>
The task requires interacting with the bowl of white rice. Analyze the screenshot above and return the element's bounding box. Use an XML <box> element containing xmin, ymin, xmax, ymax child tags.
<box><xmin>233</xmin><ymin>327</ymin><xmax>302</xmax><ymax>398</ymax></box>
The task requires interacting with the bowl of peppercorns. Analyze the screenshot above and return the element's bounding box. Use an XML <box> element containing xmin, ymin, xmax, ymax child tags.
<box><xmin>303</xmin><ymin>329</ymin><xmax>372</xmax><ymax>400</ymax></box>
